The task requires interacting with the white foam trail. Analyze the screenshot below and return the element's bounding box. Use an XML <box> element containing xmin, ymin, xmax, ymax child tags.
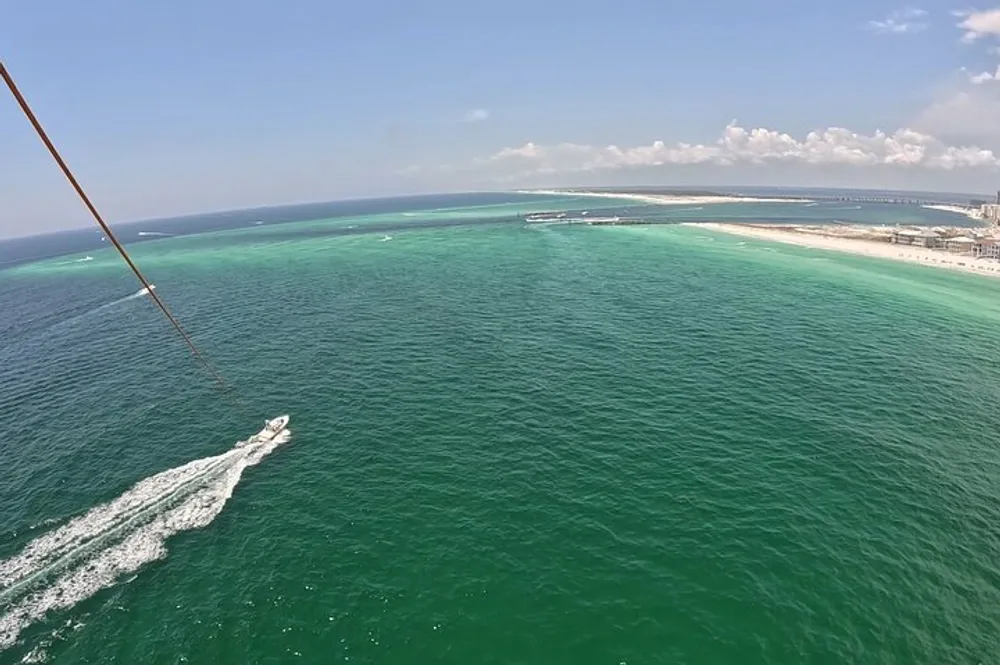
<box><xmin>55</xmin><ymin>257</ymin><xmax>93</xmax><ymax>266</ymax></box>
<box><xmin>0</xmin><ymin>430</ymin><xmax>290</xmax><ymax>652</ymax></box>
<box><xmin>136</xmin><ymin>232</ymin><xmax>173</xmax><ymax>237</ymax></box>
<box><xmin>41</xmin><ymin>287</ymin><xmax>157</xmax><ymax>338</ymax></box>
<box><xmin>87</xmin><ymin>286</ymin><xmax>155</xmax><ymax>316</ymax></box>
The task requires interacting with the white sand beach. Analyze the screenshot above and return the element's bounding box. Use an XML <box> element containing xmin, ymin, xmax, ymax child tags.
<box><xmin>521</xmin><ymin>189</ymin><xmax>810</xmax><ymax>206</ymax></box>
<box><xmin>689</xmin><ymin>222</ymin><xmax>1000</xmax><ymax>279</ymax></box>
<box><xmin>921</xmin><ymin>204</ymin><xmax>983</xmax><ymax>221</ymax></box>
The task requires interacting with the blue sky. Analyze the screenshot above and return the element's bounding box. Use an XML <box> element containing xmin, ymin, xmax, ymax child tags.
<box><xmin>3</xmin><ymin>0</ymin><xmax>1000</xmax><ymax>237</ymax></box>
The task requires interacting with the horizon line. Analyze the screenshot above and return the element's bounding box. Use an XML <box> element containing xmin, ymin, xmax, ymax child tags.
<box><xmin>1</xmin><ymin>184</ymin><xmax>996</xmax><ymax>243</ymax></box>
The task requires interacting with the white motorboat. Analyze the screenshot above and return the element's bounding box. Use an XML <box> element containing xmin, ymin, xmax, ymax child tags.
<box><xmin>241</xmin><ymin>415</ymin><xmax>290</xmax><ymax>446</ymax></box>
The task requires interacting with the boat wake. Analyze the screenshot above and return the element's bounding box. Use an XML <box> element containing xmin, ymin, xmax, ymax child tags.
<box><xmin>104</xmin><ymin>285</ymin><xmax>155</xmax><ymax>309</ymax></box>
<box><xmin>78</xmin><ymin>286</ymin><xmax>156</xmax><ymax>320</ymax></box>
<box><xmin>39</xmin><ymin>286</ymin><xmax>158</xmax><ymax>340</ymax></box>
<box><xmin>55</xmin><ymin>256</ymin><xmax>93</xmax><ymax>266</ymax></box>
<box><xmin>0</xmin><ymin>430</ymin><xmax>290</xmax><ymax>653</ymax></box>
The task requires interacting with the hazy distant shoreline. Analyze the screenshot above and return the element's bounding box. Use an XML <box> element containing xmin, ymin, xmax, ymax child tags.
<box><xmin>519</xmin><ymin>189</ymin><xmax>811</xmax><ymax>206</ymax></box>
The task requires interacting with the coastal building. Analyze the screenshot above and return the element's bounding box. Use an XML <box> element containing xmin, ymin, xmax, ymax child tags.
<box><xmin>973</xmin><ymin>238</ymin><xmax>1000</xmax><ymax>260</ymax></box>
<box><xmin>913</xmin><ymin>230</ymin><xmax>942</xmax><ymax>248</ymax></box>
<box><xmin>945</xmin><ymin>236</ymin><xmax>975</xmax><ymax>254</ymax></box>
<box><xmin>891</xmin><ymin>229</ymin><xmax>922</xmax><ymax>245</ymax></box>
<box><xmin>983</xmin><ymin>204</ymin><xmax>1000</xmax><ymax>224</ymax></box>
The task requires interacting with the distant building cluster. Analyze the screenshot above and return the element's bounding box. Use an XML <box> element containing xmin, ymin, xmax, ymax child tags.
<box><xmin>980</xmin><ymin>190</ymin><xmax>1000</xmax><ymax>224</ymax></box>
<box><xmin>891</xmin><ymin>228</ymin><xmax>1000</xmax><ymax>259</ymax></box>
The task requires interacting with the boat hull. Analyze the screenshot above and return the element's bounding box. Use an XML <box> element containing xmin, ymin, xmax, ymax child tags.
<box><xmin>238</xmin><ymin>415</ymin><xmax>291</xmax><ymax>447</ymax></box>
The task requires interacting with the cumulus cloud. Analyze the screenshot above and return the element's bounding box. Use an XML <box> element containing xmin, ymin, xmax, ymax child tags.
<box><xmin>956</xmin><ymin>8</ymin><xmax>1000</xmax><ymax>41</ymax></box>
<box><xmin>479</xmin><ymin>123</ymin><xmax>1000</xmax><ymax>178</ymax></box>
<box><xmin>967</xmin><ymin>64</ymin><xmax>1000</xmax><ymax>83</ymax></box>
<box><xmin>463</xmin><ymin>109</ymin><xmax>490</xmax><ymax>123</ymax></box>
<box><xmin>916</xmin><ymin>8</ymin><xmax>1000</xmax><ymax>139</ymax></box>
<box><xmin>867</xmin><ymin>7</ymin><xmax>929</xmax><ymax>34</ymax></box>
<box><xmin>914</xmin><ymin>85</ymin><xmax>1000</xmax><ymax>147</ymax></box>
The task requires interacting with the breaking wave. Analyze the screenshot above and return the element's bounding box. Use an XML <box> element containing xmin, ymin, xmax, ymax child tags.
<box><xmin>0</xmin><ymin>430</ymin><xmax>291</xmax><ymax>652</ymax></box>
<box><xmin>136</xmin><ymin>232</ymin><xmax>173</xmax><ymax>237</ymax></box>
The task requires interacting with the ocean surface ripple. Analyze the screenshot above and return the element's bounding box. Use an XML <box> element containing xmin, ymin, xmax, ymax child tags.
<box><xmin>2</xmin><ymin>195</ymin><xmax>1000</xmax><ymax>663</ymax></box>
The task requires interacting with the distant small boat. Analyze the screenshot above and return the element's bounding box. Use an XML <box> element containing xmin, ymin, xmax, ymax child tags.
<box><xmin>380</xmin><ymin>235</ymin><xmax>392</xmax><ymax>242</ymax></box>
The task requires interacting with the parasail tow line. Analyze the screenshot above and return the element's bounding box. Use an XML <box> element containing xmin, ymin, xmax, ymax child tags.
<box><xmin>1</xmin><ymin>60</ymin><xmax>232</xmax><ymax>395</ymax></box>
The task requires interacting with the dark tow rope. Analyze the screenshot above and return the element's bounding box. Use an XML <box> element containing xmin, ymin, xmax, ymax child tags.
<box><xmin>1</xmin><ymin>60</ymin><xmax>244</xmax><ymax>408</ymax></box>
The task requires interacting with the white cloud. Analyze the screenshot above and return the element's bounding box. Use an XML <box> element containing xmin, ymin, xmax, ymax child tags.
<box><xmin>479</xmin><ymin>123</ymin><xmax>1000</xmax><ymax>177</ymax></box>
<box><xmin>463</xmin><ymin>109</ymin><xmax>490</xmax><ymax>123</ymax></box>
<box><xmin>967</xmin><ymin>64</ymin><xmax>1000</xmax><ymax>83</ymax></box>
<box><xmin>915</xmin><ymin>82</ymin><xmax>1000</xmax><ymax>143</ymax></box>
<box><xmin>867</xmin><ymin>7</ymin><xmax>929</xmax><ymax>34</ymax></box>
<box><xmin>928</xmin><ymin>9</ymin><xmax>1000</xmax><ymax>133</ymax></box>
<box><xmin>956</xmin><ymin>8</ymin><xmax>1000</xmax><ymax>42</ymax></box>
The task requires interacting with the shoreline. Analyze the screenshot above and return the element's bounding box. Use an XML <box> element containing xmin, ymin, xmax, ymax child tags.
<box><xmin>519</xmin><ymin>189</ymin><xmax>810</xmax><ymax>206</ymax></box>
<box><xmin>920</xmin><ymin>204</ymin><xmax>982</xmax><ymax>221</ymax></box>
<box><xmin>687</xmin><ymin>222</ymin><xmax>1000</xmax><ymax>280</ymax></box>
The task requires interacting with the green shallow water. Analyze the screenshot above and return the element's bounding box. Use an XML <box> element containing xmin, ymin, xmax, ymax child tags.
<box><xmin>3</xmin><ymin>204</ymin><xmax>1000</xmax><ymax>664</ymax></box>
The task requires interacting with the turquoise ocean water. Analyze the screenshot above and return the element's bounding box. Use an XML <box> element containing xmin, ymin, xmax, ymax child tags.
<box><xmin>3</xmin><ymin>193</ymin><xmax>1000</xmax><ymax>663</ymax></box>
